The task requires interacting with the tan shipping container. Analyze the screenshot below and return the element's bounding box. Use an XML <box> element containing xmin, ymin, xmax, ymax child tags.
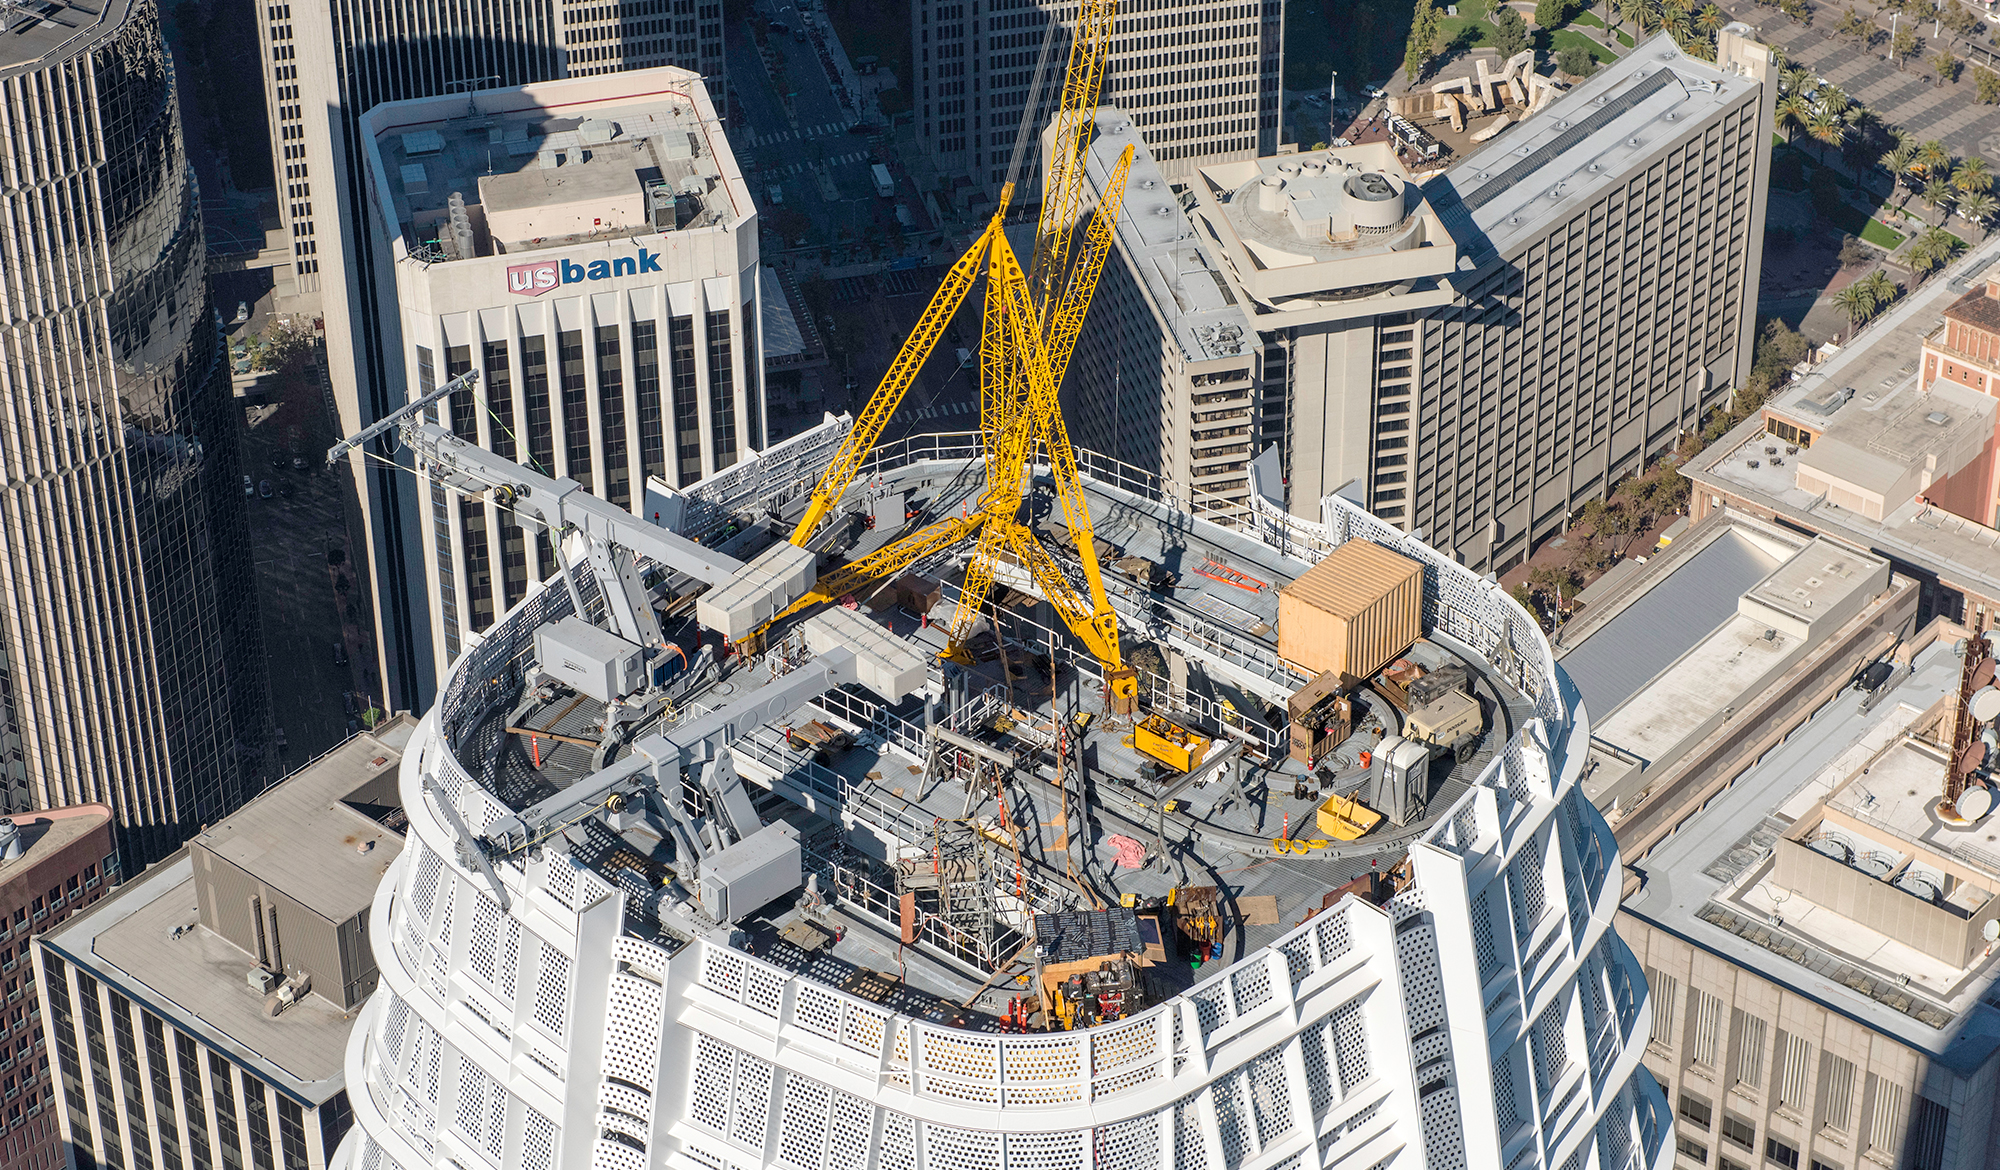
<box><xmin>1277</xmin><ymin>541</ymin><xmax>1423</xmax><ymax>680</ymax></box>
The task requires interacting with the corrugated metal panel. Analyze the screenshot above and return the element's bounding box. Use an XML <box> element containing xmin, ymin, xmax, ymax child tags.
<box><xmin>1279</xmin><ymin>540</ymin><xmax>1423</xmax><ymax>619</ymax></box>
<box><xmin>1278</xmin><ymin>542</ymin><xmax>1424</xmax><ymax>679</ymax></box>
<box><xmin>1558</xmin><ymin>529</ymin><xmax>1783</xmax><ymax>720</ymax></box>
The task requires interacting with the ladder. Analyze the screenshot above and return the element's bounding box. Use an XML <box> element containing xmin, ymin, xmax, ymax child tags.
<box><xmin>1194</xmin><ymin>557</ymin><xmax>1267</xmax><ymax>593</ymax></box>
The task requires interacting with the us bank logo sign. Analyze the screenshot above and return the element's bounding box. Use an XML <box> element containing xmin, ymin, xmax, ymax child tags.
<box><xmin>506</xmin><ymin>248</ymin><xmax>664</xmax><ymax>296</ymax></box>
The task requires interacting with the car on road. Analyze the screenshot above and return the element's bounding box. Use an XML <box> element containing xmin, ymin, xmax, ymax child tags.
<box><xmin>277</xmin><ymin>482</ymin><xmax>293</xmax><ymax>498</ymax></box>
<box><xmin>258</xmin><ymin>479</ymin><xmax>273</xmax><ymax>499</ymax></box>
<box><xmin>767</xmin><ymin>19</ymin><xmax>786</xmax><ymax>32</ymax></box>
<box><xmin>333</xmin><ymin>641</ymin><xmax>347</xmax><ymax>666</ymax></box>
<box><xmin>233</xmin><ymin>301</ymin><xmax>250</xmax><ymax>324</ymax></box>
<box><xmin>1362</xmin><ymin>84</ymin><xmax>1384</xmax><ymax>98</ymax></box>
<box><xmin>243</xmin><ymin>475</ymin><xmax>254</xmax><ymax>496</ymax></box>
<box><xmin>292</xmin><ymin>455</ymin><xmax>309</xmax><ymax>471</ymax></box>
<box><xmin>793</xmin><ymin>25</ymin><xmax>806</xmax><ymax>41</ymax></box>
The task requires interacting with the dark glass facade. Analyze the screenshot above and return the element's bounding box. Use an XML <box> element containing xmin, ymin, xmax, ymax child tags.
<box><xmin>0</xmin><ymin>0</ymin><xmax>271</xmax><ymax>866</ymax></box>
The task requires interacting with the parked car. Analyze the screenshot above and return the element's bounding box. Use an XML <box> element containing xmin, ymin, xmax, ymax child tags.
<box><xmin>257</xmin><ymin>479</ymin><xmax>273</xmax><ymax>499</ymax></box>
<box><xmin>333</xmin><ymin>641</ymin><xmax>348</xmax><ymax>666</ymax></box>
<box><xmin>232</xmin><ymin>301</ymin><xmax>250</xmax><ymax>324</ymax></box>
<box><xmin>292</xmin><ymin>455</ymin><xmax>309</xmax><ymax>471</ymax></box>
<box><xmin>242</xmin><ymin>475</ymin><xmax>254</xmax><ymax>496</ymax></box>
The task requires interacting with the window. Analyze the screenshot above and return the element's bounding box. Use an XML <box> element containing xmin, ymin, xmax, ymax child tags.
<box><xmin>1722</xmin><ymin>1114</ymin><xmax>1755</xmax><ymax>1150</ymax></box>
<box><xmin>1676</xmin><ymin>1135</ymin><xmax>1709</xmax><ymax>1163</ymax></box>
<box><xmin>1680</xmin><ymin>1092</ymin><xmax>1714</xmax><ymax>1129</ymax></box>
<box><xmin>1819</xmin><ymin>1054</ymin><xmax>1855</xmax><ymax>1132</ymax></box>
<box><xmin>1719</xmin><ymin>1159</ymin><xmax>1749</xmax><ymax>1170</ymax></box>
<box><xmin>558</xmin><ymin>330</ymin><xmax>591</xmax><ymax>489</ymax></box>
<box><xmin>1646</xmin><ymin>967</ymin><xmax>1680</xmax><ymax>1047</ymax></box>
<box><xmin>1765</xmin><ymin>1136</ymin><xmax>1800</xmax><ymax>1169</ymax></box>
<box><xmin>1810</xmin><ymin>1160</ymin><xmax>1841</xmax><ymax>1170</ymax></box>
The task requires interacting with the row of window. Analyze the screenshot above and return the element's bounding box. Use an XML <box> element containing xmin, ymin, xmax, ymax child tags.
<box><xmin>42</xmin><ymin>953</ymin><xmax>348</xmax><ymax>1170</ymax></box>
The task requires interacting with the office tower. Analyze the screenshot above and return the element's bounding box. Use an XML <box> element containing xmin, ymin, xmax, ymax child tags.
<box><xmin>338</xmin><ymin>428</ymin><xmax>1669</xmax><ymax>1170</ymax></box>
<box><xmin>1065</xmin><ymin>111</ymin><xmax>1287</xmax><ymax>518</ymax></box>
<box><xmin>0</xmin><ymin>0</ymin><xmax>272</xmax><ymax>864</ymax></box>
<box><xmin>33</xmin><ymin>720</ymin><xmax>413</xmax><ymax>1170</ymax></box>
<box><xmin>0</xmin><ymin>805</ymin><xmax>118</xmax><ymax>1170</ymax></box>
<box><xmin>912</xmin><ymin>0</ymin><xmax>1282</xmax><ymax>203</ymax></box>
<box><xmin>1076</xmin><ymin>30</ymin><xmax>1774</xmax><ymax>569</ymax></box>
<box><xmin>357</xmin><ymin>69</ymin><xmax>763</xmax><ymax>669</ymax></box>
<box><xmin>1607</xmin><ymin>621</ymin><xmax>2000</xmax><ymax>1170</ymax></box>
<box><xmin>257</xmin><ymin>0</ymin><xmax>727</xmax><ymax>715</ymax></box>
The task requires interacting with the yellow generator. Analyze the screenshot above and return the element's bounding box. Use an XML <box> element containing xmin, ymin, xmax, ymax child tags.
<box><xmin>1134</xmin><ymin>715</ymin><xmax>1211</xmax><ymax>772</ymax></box>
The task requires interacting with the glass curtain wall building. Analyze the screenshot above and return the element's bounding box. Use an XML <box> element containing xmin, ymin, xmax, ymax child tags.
<box><xmin>0</xmin><ymin>0</ymin><xmax>271</xmax><ymax>866</ymax></box>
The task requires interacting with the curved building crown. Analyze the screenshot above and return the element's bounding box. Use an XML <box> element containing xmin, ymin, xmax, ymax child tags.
<box><xmin>340</xmin><ymin>435</ymin><xmax>1669</xmax><ymax>1170</ymax></box>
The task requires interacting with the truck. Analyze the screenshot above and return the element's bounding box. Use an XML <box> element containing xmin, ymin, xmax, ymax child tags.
<box><xmin>872</xmin><ymin>163</ymin><xmax>896</xmax><ymax>198</ymax></box>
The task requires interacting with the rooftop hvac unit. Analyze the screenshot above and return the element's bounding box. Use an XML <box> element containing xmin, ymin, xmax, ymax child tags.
<box><xmin>1856</xmin><ymin>851</ymin><xmax>1898</xmax><ymax>879</ymax></box>
<box><xmin>1896</xmin><ymin>867</ymin><xmax>1944</xmax><ymax>904</ymax></box>
<box><xmin>1809</xmin><ymin>831</ymin><xmax>1855</xmax><ymax>865</ymax></box>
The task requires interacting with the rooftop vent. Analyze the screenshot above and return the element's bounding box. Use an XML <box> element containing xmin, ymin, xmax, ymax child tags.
<box><xmin>401</xmin><ymin>129</ymin><xmax>445</xmax><ymax>156</ymax></box>
<box><xmin>0</xmin><ymin>819</ymin><xmax>19</xmax><ymax>863</ymax></box>
<box><xmin>1928</xmin><ymin>410</ymin><xmax>1952</xmax><ymax>425</ymax></box>
<box><xmin>578</xmin><ymin>118</ymin><xmax>620</xmax><ymax>144</ymax></box>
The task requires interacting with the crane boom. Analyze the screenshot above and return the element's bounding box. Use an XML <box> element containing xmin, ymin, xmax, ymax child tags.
<box><xmin>1027</xmin><ymin>0</ymin><xmax>1118</xmax><ymax>316</ymax></box>
<box><xmin>788</xmin><ymin>217</ymin><xmax>1000</xmax><ymax>547</ymax></box>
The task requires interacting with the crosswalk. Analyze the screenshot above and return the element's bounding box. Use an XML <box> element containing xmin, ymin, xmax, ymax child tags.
<box><xmin>744</xmin><ymin>122</ymin><xmax>857</xmax><ymax>147</ymax></box>
<box><xmin>907</xmin><ymin>400</ymin><xmax>976</xmax><ymax>421</ymax></box>
<box><xmin>766</xmin><ymin>151</ymin><xmax>871</xmax><ymax>176</ymax></box>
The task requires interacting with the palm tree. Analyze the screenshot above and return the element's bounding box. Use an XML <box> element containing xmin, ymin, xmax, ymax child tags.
<box><xmin>1776</xmin><ymin>92</ymin><xmax>1812</xmax><ymax>141</ymax></box>
<box><xmin>1882</xmin><ymin>139</ymin><xmax>1918</xmax><ymax>180</ymax></box>
<box><xmin>1782</xmin><ymin>65</ymin><xmax>1815</xmax><ymax>95</ymax></box>
<box><xmin>1923</xmin><ymin>176</ymin><xmax>1956</xmax><ymax>218</ymax></box>
<box><xmin>1916</xmin><ymin>139</ymin><xmax>1952</xmax><ymax>179</ymax></box>
<box><xmin>1920</xmin><ymin>224</ymin><xmax>1965</xmax><ymax>266</ymax></box>
<box><xmin>1697</xmin><ymin>2</ymin><xmax>1725</xmax><ymax>32</ymax></box>
<box><xmin>1808</xmin><ymin>109</ymin><xmax>1849</xmax><ymax>161</ymax></box>
<box><xmin>1956</xmin><ymin>189</ymin><xmax>1998</xmax><ymax>227</ymax></box>
<box><xmin>1954</xmin><ymin>156</ymin><xmax>1994</xmax><ymax>195</ymax></box>
<box><xmin>1622</xmin><ymin>0</ymin><xmax>1657</xmax><ymax>31</ymax></box>
<box><xmin>1832</xmin><ymin>282</ymin><xmax>1877</xmax><ymax>335</ymax></box>
<box><xmin>1863</xmin><ymin>270</ymin><xmax>1900</xmax><ymax>312</ymax></box>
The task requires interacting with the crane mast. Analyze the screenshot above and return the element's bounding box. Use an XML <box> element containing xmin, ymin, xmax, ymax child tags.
<box><xmin>758</xmin><ymin>0</ymin><xmax>1134</xmax><ymax>705</ymax></box>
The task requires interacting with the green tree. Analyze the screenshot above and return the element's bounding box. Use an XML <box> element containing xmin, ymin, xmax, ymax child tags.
<box><xmin>1923</xmin><ymin>175</ymin><xmax>1957</xmax><ymax>217</ymax></box>
<box><xmin>1916</xmin><ymin>139</ymin><xmax>1952</xmax><ymax>178</ymax></box>
<box><xmin>1492</xmin><ymin>5</ymin><xmax>1532</xmax><ymax>57</ymax></box>
<box><xmin>1862</xmin><ymin>269</ymin><xmax>1900</xmax><ymax>308</ymax></box>
<box><xmin>1557</xmin><ymin>44</ymin><xmax>1600</xmax><ymax>76</ymax></box>
<box><xmin>1956</xmin><ymin>189</ymin><xmax>1998</xmax><ymax>227</ymax></box>
<box><xmin>1910</xmin><ymin>226</ymin><xmax>1965</xmax><ymax>278</ymax></box>
<box><xmin>1835</xmin><ymin>5</ymin><xmax>1873</xmax><ymax>39</ymax></box>
<box><xmin>1935</xmin><ymin>48</ymin><xmax>1962</xmax><ymax>83</ymax></box>
<box><xmin>1776</xmin><ymin>91</ymin><xmax>1811</xmax><ymax>141</ymax></box>
<box><xmin>1831</xmin><ymin>282</ymin><xmax>1877</xmax><ymax>333</ymax></box>
<box><xmin>1838</xmin><ymin>235</ymin><xmax>1874</xmax><ymax>266</ymax></box>
<box><xmin>1892</xmin><ymin>25</ymin><xmax>1920</xmax><ymax>68</ymax></box>
<box><xmin>1807</xmin><ymin>108</ymin><xmax>1849</xmax><ymax>161</ymax></box>
<box><xmin>1954</xmin><ymin>156</ymin><xmax>1993</xmax><ymax>195</ymax></box>
<box><xmin>1405</xmin><ymin>0</ymin><xmax>1441</xmax><ymax>81</ymax></box>
<box><xmin>1536</xmin><ymin>0</ymin><xmax>1570</xmax><ymax>27</ymax></box>
<box><xmin>1980</xmin><ymin>67</ymin><xmax>2000</xmax><ymax>103</ymax></box>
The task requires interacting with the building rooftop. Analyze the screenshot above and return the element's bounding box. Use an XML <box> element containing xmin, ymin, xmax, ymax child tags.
<box><xmin>0</xmin><ymin>0</ymin><xmax>119</xmax><ymax>77</ymax></box>
<box><xmin>1686</xmin><ymin>231</ymin><xmax>2000</xmax><ymax>598</ymax></box>
<box><xmin>1189</xmin><ymin>138</ymin><xmax>1460</xmax><ymax>313</ymax></box>
<box><xmin>1556</xmin><ymin>523</ymin><xmax>1788</xmax><ymax>717</ymax></box>
<box><xmin>190</xmin><ymin>721</ymin><xmax>412</xmax><ymax>924</ymax></box>
<box><xmin>1623</xmin><ymin>642</ymin><xmax>2000</xmax><ymax>1071</ymax></box>
<box><xmin>0</xmin><ymin>803</ymin><xmax>111</xmax><ymax>888</ymax></box>
<box><xmin>42</xmin><ymin>720</ymin><xmax>416</xmax><ymax>1102</ymax></box>
<box><xmin>1427</xmin><ymin>32</ymin><xmax>1761</xmax><ymax>262</ymax></box>
<box><xmin>1083</xmin><ymin>110</ymin><xmax>1252</xmax><ymax>364</ymax></box>
<box><xmin>362</xmin><ymin>70</ymin><xmax>743</xmax><ymax>262</ymax></box>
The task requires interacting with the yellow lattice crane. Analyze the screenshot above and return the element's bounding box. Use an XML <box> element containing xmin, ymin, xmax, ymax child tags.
<box><xmin>758</xmin><ymin>0</ymin><xmax>1138</xmax><ymax>706</ymax></box>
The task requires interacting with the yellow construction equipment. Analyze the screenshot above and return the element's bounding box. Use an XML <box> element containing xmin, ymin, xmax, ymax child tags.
<box><xmin>757</xmin><ymin>0</ymin><xmax>1137</xmax><ymax>705</ymax></box>
<box><xmin>1316</xmin><ymin>792</ymin><xmax>1384</xmax><ymax>841</ymax></box>
<box><xmin>1133</xmin><ymin>715</ymin><xmax>1211</xmax><ymax>773</ymax></box>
